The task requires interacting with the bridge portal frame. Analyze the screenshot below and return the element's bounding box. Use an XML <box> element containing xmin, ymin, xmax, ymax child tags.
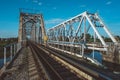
<box><xmin>18</xmin><ymin>12</ymin><xmax>46</xmax><ymax>45</ymax></box>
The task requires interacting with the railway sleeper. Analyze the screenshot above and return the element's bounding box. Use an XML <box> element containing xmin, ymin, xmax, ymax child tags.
<box><xmin>31</xmin><ymin>43</ymin><xmax>83</xmax><ymax>80</ymax></box>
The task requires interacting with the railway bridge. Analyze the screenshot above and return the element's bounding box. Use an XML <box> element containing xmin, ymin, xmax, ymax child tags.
<box><xmin>0</xmin><ymin>11</ymin><xmax>120</xmax><ymax>80</ymax></box>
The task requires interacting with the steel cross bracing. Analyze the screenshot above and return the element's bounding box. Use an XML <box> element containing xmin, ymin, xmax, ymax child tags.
<box><xmin>18</xmin><ymin>12</ymin><xmax>46</xmax><ymax>44</ymax></box>
<box><xmin>47</xmin><ymin>11</ymin><xmax>118</xmax><ymax>52</ymax></box>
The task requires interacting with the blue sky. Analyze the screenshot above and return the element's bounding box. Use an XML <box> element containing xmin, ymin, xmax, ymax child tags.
<box><xmin>0</xmin><ymin>0</ymin><xmax>120</xmax><ymax>38</ymax></box>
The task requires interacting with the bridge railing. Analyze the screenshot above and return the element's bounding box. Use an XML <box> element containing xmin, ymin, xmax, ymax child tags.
<box><xmin>47</xmin><ymin>40</ymin><xmax>108</xmax><ymax>51</ymax></box>
<box><xmin>0</xmin><ymin>42</ymin><xmax>22</xmax><ymax>76</ymax></box>
<box><xmin>0</xmin><ymin>42</ymin><xmax>22</xmax><ymax>71</ymax></box>
<box><xmin>3</xmin><ymin>42</ymin><xmax>22</xmax><ymax>66</ymax></box>
<box><xmin>47</xmin><ymin>41</ymin><xmax>104</xmax><ymax>66</ymax></box>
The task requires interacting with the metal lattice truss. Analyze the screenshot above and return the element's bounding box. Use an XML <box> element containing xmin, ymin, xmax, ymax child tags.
<box><xmin>18</xmin><ymin>12</ymin><xmax>46</xmax><ymax>44</ymax></box>
<box><xmin>47</xmin><ymin>11</ymin><xmax>117</xmax><ymax>51</ymax></box>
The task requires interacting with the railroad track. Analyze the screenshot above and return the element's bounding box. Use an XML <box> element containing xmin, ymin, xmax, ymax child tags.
<box><xmin>42</xmin><ymin>45</ymin><xmax>120</xmax><ymax>80</ymax></box>
<box><xmin>29</xmin><ymin>41</ymin><xmax>120</xmax><ymax>80</ymax></box>
<box><xmin>29</xmin><ymin>42</ymin><xmax>83</xmax><ymax>80</ymax></box>
<box><xmin>38</xmin><ymin>45</ymin><xmax>106</xmax><ymax>80</ymax></box>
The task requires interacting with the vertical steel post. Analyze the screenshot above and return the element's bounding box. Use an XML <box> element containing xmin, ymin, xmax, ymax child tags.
<box><xmin>17</xmin><ymin>43</ymin><xmax>18</xmax><ymax>52</ymax></box>
<box><xmin>4</xmin><ymin>47</ymin><xmax>6</xmax><ymax>65</ymax></box>
<box><xmin>18</xmin><ymin>13</ymin><xmax>23</xmax><ymax>43</ymax></box>
<box><xmin>14</xmin><ymin>44</ymin><xmax>16</xmax><ymax>56</ymax></box>
<box><xmin>92</xmin><ymin>47</ymin><xmax>95</xmax><ymax>59</ymax></box>
<box><xmin>10</xmin><ymin>45</ymin><xmax>13</xmax><ymax>61</ymax></box>
<box><xmin>34</xmin><ymin>25</ymin><xmax>36</xmax><ymax>42</ymax></box>
<box><xmin>63</xmin><ymin>27</ymin><xmax>65</xmax><ymax>52</ymax></box>
<box><xmin>93</xmin><ymin>31</ymin><xmax>96</xmax><ymax>59</ymax></box>
<box><xmin>57</xmin><ymin>30</ymin><xmax>59</xmax><ymax>49</ymax></box>
<box><xmin>84</xmin><ymin>17</ymin><xmax>86</xmax><ymax>43</ymax></box>
<box><xmin>17</xmin><ymin>43</ymin><xmax>20</xmax><ymax>52</ymax></box>
<box><xmin>82</xmin><ymin>44</ymin><xmax>84</xmax><ymax>57</ymax></box>
<box><xmin>20</xmin><ymin>42</ymin><xmax>21</xmax><ymax>50</ymax></box>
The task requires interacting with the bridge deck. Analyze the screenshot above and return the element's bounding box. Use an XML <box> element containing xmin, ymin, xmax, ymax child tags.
<box><xmin>0</xmin><ymin>47</ymin><xmax>41</xmax><ymax>80</ymax></box>
<box><xmin>0</xmin><ymin>42</ymin><xmax>120</xmax><ymax>80</ymax></box>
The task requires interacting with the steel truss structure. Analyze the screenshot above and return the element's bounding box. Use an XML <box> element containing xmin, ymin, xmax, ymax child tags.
<box><xmin>18</xmin><ymin>12</ymin><xmax>46</xmax><ymax>44</ymax></box>
<box><xmin>47</xmin><ymin>11</ymin><xmax>118</xmax><ymax>52</ymax></box>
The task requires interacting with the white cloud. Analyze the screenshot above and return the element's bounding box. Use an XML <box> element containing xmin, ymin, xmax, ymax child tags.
<box><xmin>38</xmin><ymin>2</ymin><xmax>42</xmax><ymax>6</ymax></box>
<box><xmin>45</xmin><ymin>18</ymin><xmax>65</xmax><ymax>24</ymax></box>
<box><xmin>106</xmin><ymin>1</ymin><xmax>112</xmax><ymax>5</ymax></box>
